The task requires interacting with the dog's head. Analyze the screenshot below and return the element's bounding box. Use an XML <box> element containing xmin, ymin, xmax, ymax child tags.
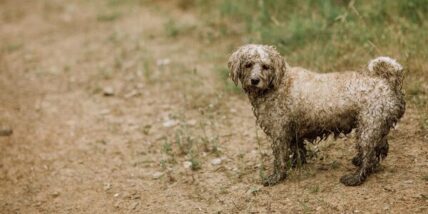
<box><xmin>228</xmin><ymin>44</ymin><xmax>287</xmax><ymax>92</ymax></box>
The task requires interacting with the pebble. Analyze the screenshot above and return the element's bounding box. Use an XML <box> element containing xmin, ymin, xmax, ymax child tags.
<box><xmin>103</xmin><ymin>183</ymin><xmax>112</xmax><ymax>191</ymax></box>
<box><xmin>124</xmin><ymin>90</ymin><xmax>140</xmax><ymax>98</ymax></box>
<box><xmin>186</xmin><ymin>119</ymin><xmax>197</xmax><ymax>126</ymax></box>
<box><xmin>152</xmin><ymin>172</ymin><xmax>163</xmax><ymax>179</ymax></box>
<box><xmin>51</xmin><ymin>191</ymin><xmax>60</xmax><ymax>198</ymax></box>
<box><xmin>162</xmin><ymin>119</ymin><xmax>178</xmax><ymax>128</ymax></box>
<box><xmin>246</xmin><ymin>187</ymin><xmax>260</xmax><ymax>196</ymax></box>
<box><xmin>156</xmin><ymin>58</ymin><xmax>171</xmax><ymax>67</ymax></box>
<box><xmin>0</xmin><ymin>126</ymin><xmax>13</xmax><ymax>136</ymax></box>
<box><xmin>130</xmin><ymin>202</ymin><xmax>140</xmax><ymax>210</ymax></box>
<box><xmin>210</xmin><ymin>158</ymin><xmax>222</xmax><ymax>165</ymax></box>
<box><xmin>99</xmin><ymin>109</ymin><xmax>111</xmax><ymax>115</ymax></box>
<box><xmin>183</xmin><ymin>161</ymin><xmax>192</xmax><ymax>169</ymax></box>
<box><xmin>103</xmin><ymin>87</ymin><xmax>115</xmax><ymax>96</ymax></box>
<box><xmin>404</xmin><ymin>180</ymin><xmax>413</xmax><ymax>184</ymax></box>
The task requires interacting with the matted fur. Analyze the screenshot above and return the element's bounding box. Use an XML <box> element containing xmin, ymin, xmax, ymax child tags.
<box><xmin>228</xmin><ymin>44</ymin><xmax>405</xmax><ymax>186</ymax></box>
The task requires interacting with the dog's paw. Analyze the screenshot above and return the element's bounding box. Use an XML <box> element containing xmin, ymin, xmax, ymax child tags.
<box><xmin>340</xmin><ymin>173</ymin><xmax>365</xmax><ymax>186</ymax></box>
<box><xmin>262</xmin><ymin>172</ymin><xmax>286</xmax><ymax>186</ymax></box>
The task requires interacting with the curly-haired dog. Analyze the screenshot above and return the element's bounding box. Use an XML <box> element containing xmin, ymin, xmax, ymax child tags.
<box><xmin>228</xmin><ymin>44</ymin><xmax>405</xmax><ymax>186</ymax></box>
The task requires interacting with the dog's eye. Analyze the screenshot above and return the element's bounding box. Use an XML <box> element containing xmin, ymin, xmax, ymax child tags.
<box><xmin>245</xmin><ymin>62</ymin><xmax>253</xmax><ymax>68</ymax></box>
<box><xmin>262</xmin><ymin>64</ymin><xmax>270</xmax><ymax>70</ymax></box>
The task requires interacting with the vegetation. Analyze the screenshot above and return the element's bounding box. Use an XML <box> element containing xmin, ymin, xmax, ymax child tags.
<box><xmin>198</xmin><ymin>0</ymin><xmax>427</xmax><ymax>71</ymax></box>
<box><xmin>193</xmin><ymin>0</ymin><xmax>428</xmax><ymax>130</ymax></box>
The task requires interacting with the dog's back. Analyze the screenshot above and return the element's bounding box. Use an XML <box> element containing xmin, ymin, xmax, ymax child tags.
<box><xmin>284</xmin><ymin>62</ymin><xmax>405</xmax><ymax>141</ymax></box>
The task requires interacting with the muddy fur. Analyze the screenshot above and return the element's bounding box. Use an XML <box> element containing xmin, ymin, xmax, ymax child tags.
<box><xmin>228</xmin><ymin>44</ymin><xmax>405</xmax><ymax>186</ymax></box>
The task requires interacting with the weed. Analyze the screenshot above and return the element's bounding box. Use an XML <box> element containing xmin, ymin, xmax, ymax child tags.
<box><xmin>2</xmin><ymin>43</ymin><xmax>22</xmax><ymax>53</ymax></box>
<box><xmin>216</xmin><ymin>66</ymin><xmax>241</xmax><ymax>94</ymax></box>
<box><xmin>142</xmin><ymin>59</ymin><xmax>153</xmax><ymax>83</ymax></box>
<box><xmin>309</xmin><ymin>184</ymin><xmax>320</xmax><ymax>194</ymax></box>
<box><xmin>160</xmin><ymin>159</ymin><xmax>167</xmax><ymax>170</ymax></box>
<box><xmin>141</xmin><ymin>125</ymin><xmax>152</xmax><ymax>135</ymax></box>
<box><xmin>247</xmin><ymin>186</ymin><xmax>261</xmax><ymax>196</ymax></box>
<box><xmin>164</xmin><ymin>19</ymin><xmax>180</xmax><ymax>37</ymax></box>
<box><xmin>174</xmin><ymin>127</ymin><xmax>194</xmax><ymax>155</ymax></box>
<box><xmin>199</xmin><ymin>120</ymin><xmax>221</xmax><ymax>156</ymax></box>
<box><xmin>189</xmin><ymin>151</ymin><xmax>201</xmax><ymax>171</ymax></box>
<box><xmin>297</xmin><ymin>199</ymin><xmax>312</xmax><ymax>214</ymax></box>
<box><xmin>331</xmin><ymin>160</ymin><xmax>340</xmax><ymax>169</ymax></box>
<box><xmin>97</xmin><ymin>12</ymin><xmax>122</xmax><ymax>22</ymax></box>
<box><xmin>198</xmin><ymin>0</ymin><xmax>428</xmax><ymax>75</ymax></box>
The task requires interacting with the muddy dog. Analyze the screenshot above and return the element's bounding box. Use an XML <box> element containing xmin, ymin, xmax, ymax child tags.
<box><xmin>227</xmin><ymin>44</ymin><xmax>405</xmax><ymax>186</ymax></box>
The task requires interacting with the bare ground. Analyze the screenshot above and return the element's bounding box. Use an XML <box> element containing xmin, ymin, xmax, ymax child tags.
<box><xmin>0</xmin><ymin>1</ymin><xmax>427</xmax><ymax>213</ymax></box>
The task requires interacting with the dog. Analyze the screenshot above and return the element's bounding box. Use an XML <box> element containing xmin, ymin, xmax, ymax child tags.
<box><xmin>227</xmin><ymin>44</ymin><xmax>405</xmax><ymax>186</ymax></box>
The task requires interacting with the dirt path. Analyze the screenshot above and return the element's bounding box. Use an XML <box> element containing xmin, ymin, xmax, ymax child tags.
<box><xmin>0</xmin><ymin>1</ymin><xmax>427</xmax><ymax>213</ymax></box>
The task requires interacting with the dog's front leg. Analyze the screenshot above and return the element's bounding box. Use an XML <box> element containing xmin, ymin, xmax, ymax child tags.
<box><xmin>263</xmin><ymin>137</ymin><xmax>290</xmax><ymax>186</ymax></box>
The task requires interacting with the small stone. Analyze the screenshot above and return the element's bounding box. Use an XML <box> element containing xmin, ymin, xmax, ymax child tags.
<box><xmin>183</xmin><ymin>161</ymin><xmax>192</xmax><ymax>169</ymax></box>
<box><xmin>114</xmin><ymin>193</ymin><xmax>120</xmax><ymax>197</ymax></box>
<box><xmin>104</xmin><ymin>183</ymin><xmax>112</xmax><ymax>191</ymax></box>
<box><xmin>136</xmin><ymin>83</ymin><xmax>144</xmax><ymax>89</ymax></box>
<box><xmin>211</xmin><ymin>158</ymin><xmax>222</xmax><ymax>165</ymax></box>
<box><xmin>246</xmin><ymin>186</ymin><xmax>261</xmax><ymax>196</ymax></box>
<box><xmin>162</xmin><ymin>119</ymin><xmax>178</xmax><ymax>128</ymax></box>
<box><xmin>404</xmin><ymin>180</ymin><xmax>413</xmax><ymax>184</ymax></box>
<box><xmin>186</xmin><ymin>119</ymin><xmax>197</xmax><ymax>126</ymax></box>
<box><xmin>51</xmin><ymin>191</ymin><xmax>60</xmax><ymax>198</ymax></box>
<box><xmin>99</xmin><ymin>109</ymin><xmax>111</xmax><ymax>115</ymax></box>
<box><xmin>131</xmin><ymin>202</ymin><xmax>139</xmax><ymax>210</ymax></box>
<box><xmin>152</xmin><ymin>172</ymin><xmax>163</xmax><ymax>179</ymax></box>
<box><xmin>114</xmin><ymin>201</ymin><xmax>120</xmax><ymax>208</ymax></box>
<box><xmin>156</xmin><ymin>58</ymin><xmax>170</xmax><ymax>67</ymax></box>
<box><xmin>0</xmin><ymin>126</ymin><xmax>13</xmax><ymax>136</ymax></box>
<box><xmin>103</xmin><ymin>87</ymin><xmax>115</xmax><ymax>96</ymax></box>
<box><xmin>316</xmin><ymin>206</ymin><xmax>322</xmax><ymax>211</ymax></box>
<box><xmin>124</xmin><ymin>90</ymin><xmax>140</xmax><ymax>98</ymax></box>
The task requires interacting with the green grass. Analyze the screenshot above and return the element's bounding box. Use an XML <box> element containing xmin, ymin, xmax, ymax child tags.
<box><xmin>163</xmin><ymin>19</ymin><xmax>196</xmax><ymax>38</ymax></box>
<box><xmin>2</xmin><ymin>43</ymin><xmax>23</xmax><ymax>53</ymax></box>
<box><xmin>164</xmin><ymin>19</ymin><xmax>181</xmax><ymax>37</ymax></box>
<box><xmin>97</xmin><ymin>12</ymin><xmax>122</xmax><ymax>22</ymax></box>
<box><xmin>194</xmin><ymin>0</ymin><xmax>428</xmax><ymax>133</ymax></box>
<box><xmin>197</xmin><ymin>0</ymin><xmax>428</xmax><ymax>72</ymax></box>
<box><xmin>217</xmin><ymin>66</ymin><xmax>241</xmax><ymax>94</ymax></box>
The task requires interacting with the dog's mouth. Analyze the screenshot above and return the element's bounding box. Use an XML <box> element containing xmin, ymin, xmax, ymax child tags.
<box><xmin>244</xmin><ymin>84</ymin><xmax>268</xmax><ymax>94</ymax></box>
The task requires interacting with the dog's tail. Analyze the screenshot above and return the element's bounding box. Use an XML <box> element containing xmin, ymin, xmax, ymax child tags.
<box><xmin>368</xmin><ymin>56</ymin><xmax>404</xmax><ymax>91</ymax></box>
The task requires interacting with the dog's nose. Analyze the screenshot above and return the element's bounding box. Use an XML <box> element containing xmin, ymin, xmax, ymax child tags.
<box><xmin>251</xmin><ymin>78</ymin><xmax>260</xmax><ymax>85</ymax></box>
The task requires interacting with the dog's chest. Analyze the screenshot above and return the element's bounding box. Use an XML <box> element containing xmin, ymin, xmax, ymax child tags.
<box><xmin>252</xmin><ymin>98</ymin><xmax>287</xmax><ymax>138</ymax></box>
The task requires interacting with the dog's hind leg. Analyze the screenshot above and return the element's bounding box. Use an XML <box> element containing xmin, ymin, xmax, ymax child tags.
<box><xmin>341</xmin><ymin>115</ymin><xmax>389</xmax><ymax>186</ymax></box>
<box><xmin>352</xmin><ymin>144</ymin><xmax>363</xmax><ymax>167</ymax></box>
<box><xmin>375</xmin><ymin>137</ymin><xmax>389</xmax><ymax>162</ymax></box>
<box><xmin>352</xmin><ymin>136</ymin><xmax>388</xmax><ymax>167</ymax></box>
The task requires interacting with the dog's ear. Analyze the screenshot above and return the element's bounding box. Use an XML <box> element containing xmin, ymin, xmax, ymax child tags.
<box><xmin>266</xmin><ymin>46</ymin><xmax>287</xmax><ymax>88</ymax></box>
<box><xmin>227</xmin><ymin>49</ymin><xmax>243</xmax><ymax>86</ymax></box>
